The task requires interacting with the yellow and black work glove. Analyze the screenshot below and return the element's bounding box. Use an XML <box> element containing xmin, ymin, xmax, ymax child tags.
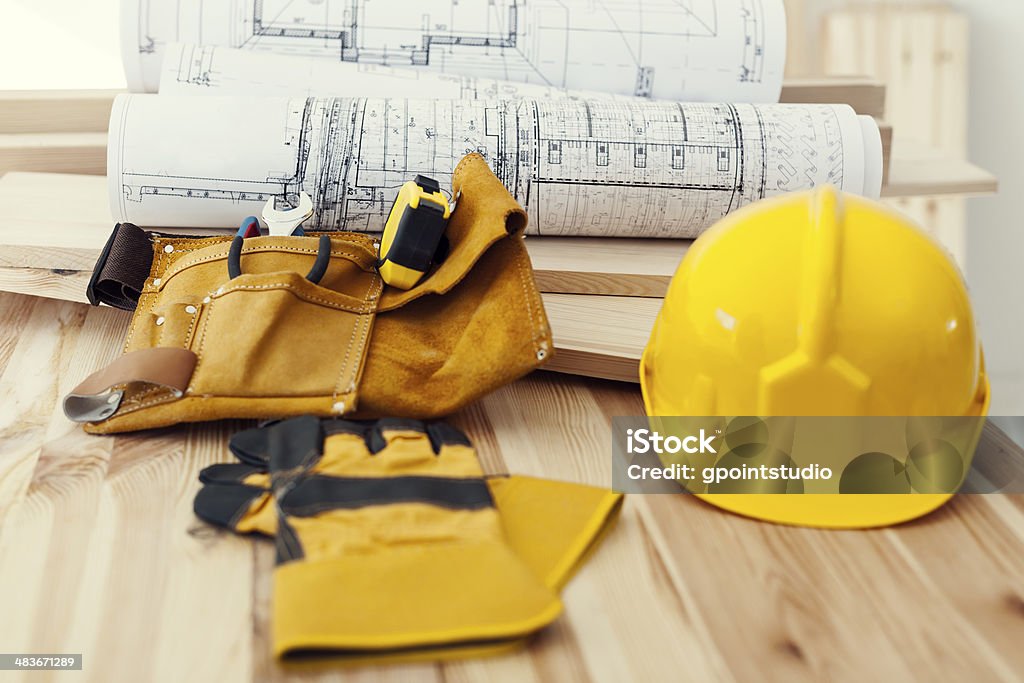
<box><xmin>194</xmin><ymin>416</ymin><xmax>622</xmax><ymax>660</ymax></box>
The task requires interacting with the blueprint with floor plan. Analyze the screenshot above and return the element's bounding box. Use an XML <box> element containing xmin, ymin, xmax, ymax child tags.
<box><xmin>123</xmin><ymin>0</ymin><xmax>788</xmax><ymax>102</ymax></box>
<box><xmin>108</xmin><ymin>95</ymin><xmax>882</xmax><ymax>237</ymax></box>
<box><xmin>159</xmin><ymin>42</ymin><xmax>627</xmax><ymax>101</ymax></box>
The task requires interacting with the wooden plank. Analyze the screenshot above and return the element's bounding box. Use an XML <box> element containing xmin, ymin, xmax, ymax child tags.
<box><xmin>0</xmin><ymin>267</ymin><xmax>95</xmax><ymax>304</ymax></box>
<box><xmin>882</xmin><ymin>153</ymin><xmax>998</xmax><ymax>199</ymax></box>
<box><xmin>0</xmin><ymin>133</ymin><xmax>107</xmax><ymax>176</ymax></box>
<box><xmin>780</xmin><ymin>77</ymin><xmax>886</xmax><ymax>118</ymax></box>
<box><xmin>878</xmin><ymin>120</ymin><xmax>893</xmax><ymax>187</ymax></box>
<box><xmin>0</xmin><ymin>172</ymin><xmax>172</xmax><ymax>270</ymax></box>
<box><xmin>0</xmin><ymin>90</ymin><xmax>119</xmax><ymax>134</ymax></box>
<box><xmin>0</xmin><ymin>172</ymin><xmax>113</xmax><ymax>270</ymax></box>
<box><xmin>543</xmin><ymin>294</ymin><xmax>657</xmax><ymax>383</ymax></box>
<box><xmin>528</xmin><ymin>237</ymin><xmax>686</xmax><ymax>297</ymax></box>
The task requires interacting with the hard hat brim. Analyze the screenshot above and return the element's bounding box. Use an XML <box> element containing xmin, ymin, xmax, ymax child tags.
<box><xmin>692</xmin><ymin>492</ymin><xmax>954</xmax><ymax>529</ymax></box>
<box><xmin>639</xmin><ymin>336</ymin><xmax>993</xmax><ymax>529</ymax></box>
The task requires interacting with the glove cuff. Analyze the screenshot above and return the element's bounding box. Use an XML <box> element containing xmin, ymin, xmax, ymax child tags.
<box><xmin>487</xmin><ymin>476</ymin><xmax>625</xmax><ymax>590</ymax></box>
<box><xmin>272</xmin><ymin>541</ymin><xmax>562</xmax><ymax>657</ymax></box>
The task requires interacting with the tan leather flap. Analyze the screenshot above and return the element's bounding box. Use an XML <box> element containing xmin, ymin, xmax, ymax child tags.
<box><xmin>377</xmin><ymin>153</ymin><xmax>527</xmax><ymax>312</ymax></box>
<box><xmin>64</xmin><ymin>348</ymin><xmax>197</xmax><ymax>423</ymax></box>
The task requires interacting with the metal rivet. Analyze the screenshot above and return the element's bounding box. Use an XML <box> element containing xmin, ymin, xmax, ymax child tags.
<box><xmin>163</xmin><ymin>244</ymin><xmax>174</xmax><ymax>253</ymax></box>
<box><xmin>332</xmin><ymin>401</ymin><xmax>346</xmax><ymax>414</ymax></box>
<box><xmin>202</xmin><ymin>296</ymin><xmax>211</xmax><ymax>304</ymax></box>
<box><xmin>536</xmin><ymin>348</ymin><xmax>547</xmax><ymax>361</ymax></box>
<box><xmin>152</xmin><ymin>278</ymin><xmax>161</xmax><ymax>286</ymax></box>
<box><xmin>155</xmin><ymin>316</ymin><xmax>165</xmax><ymax>326</ymax></box>
<box><xmin>184</xmin><ymin>305</ymin><xmax>197</xmax><ymax>314</ymax></box>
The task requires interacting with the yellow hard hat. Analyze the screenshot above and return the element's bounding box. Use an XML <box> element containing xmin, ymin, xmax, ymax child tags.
<box><xmin>639</xmin><ymin>186</ymin><xmax>990</xmax><ymax>528</ymax></box>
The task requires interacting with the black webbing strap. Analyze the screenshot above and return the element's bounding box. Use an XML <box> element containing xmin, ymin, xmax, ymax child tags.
<box><xmin>281</xmin><ymin>475</ymin><xmax>495</xmax><ymax>516</ymax></box>
<box><xmin>86</xmin><ymin>223</ymin><xmax>155</xmax><ymax>311</ymax></box>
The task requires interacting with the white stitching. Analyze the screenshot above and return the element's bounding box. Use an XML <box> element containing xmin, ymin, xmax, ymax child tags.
<box><xmin>158</xmin><ymin>243</ymin><xmax>374</xmax><ymax>289</ymax></box>
<box><xmin>451</xmin><ymin>153</ymin><xmax>482</xmax><ymax>193</ymax></box>
<box><xmin>183</xmin><ymin>304</ymin><xmax>201</xmax><ymax>348</ymax></box>
<box><xmin>123</xmin><ymin>242</ymin><xmax>164</xmax><ymax>353</ymax></box>
<box><xmin>111</xmin><ymin>384</ymin><xmax>179</xmax><ymax>416</ymax></box>
<box><xmin>190</xmin><ymin>293</ymin><xmax>217</xmax><ymax>384</ymax></box>
<box><xmin>211</xmin><ymin>282</ymin><xmax>376</xmax><ymax>312</ymax></box>
<box><xmin>333</xmin><ymin>276</ymin><xmax>383</xmax><ymax>401</ymax></box>
<box><xmin>114</xmin><ymin>390</ymin><xmax>179</xmax><ymax>416</ymax></box>
<box><xmin>513</xmin><ymin>238</ymin><xmax>547</xmax><ymax>349</ymax></box>
<box><xmin>190</xmin><ymin>276</ymin><xmax>380</xmax><ymax>398</ymax></box>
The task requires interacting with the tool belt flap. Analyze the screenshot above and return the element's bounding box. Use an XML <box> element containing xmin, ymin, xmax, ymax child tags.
<box><xmin>68</xmin><ymin>154</ymin><xmax>552</xmax><ymax>434</ymax></box>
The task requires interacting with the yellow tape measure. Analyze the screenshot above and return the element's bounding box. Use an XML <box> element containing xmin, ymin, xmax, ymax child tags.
<box><xmin>377</xmin><ymin>175</ymin><xmax>452</xmax><ymax>290</ymax></box>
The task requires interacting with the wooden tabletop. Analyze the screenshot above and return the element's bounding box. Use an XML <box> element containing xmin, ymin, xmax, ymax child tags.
<box><xmin>1</xmin><ymin>290</ymin><xmax>1022</xmax><ymax>683</ymax></box>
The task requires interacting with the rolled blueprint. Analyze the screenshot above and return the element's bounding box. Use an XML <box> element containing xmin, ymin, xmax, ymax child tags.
<box><xmin>122</xmin><ymin>0</ymin><xmax>788</xmax><ymax>102</ymax></box>
<box><xmin>108</xmin><ymin>95</ymin><xmax>883</xmax><ymax>237</ymax></box>
<box><xmin>159</xmin><ymin>43</ymin><xmax>627</xmax><ymax>101</ymax></box>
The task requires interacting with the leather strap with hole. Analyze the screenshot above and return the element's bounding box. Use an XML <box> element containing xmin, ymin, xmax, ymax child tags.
<box><xmin>63</xmin><ymin>348</ymin><xmax>197</xmax><ymax>423</ymax></box>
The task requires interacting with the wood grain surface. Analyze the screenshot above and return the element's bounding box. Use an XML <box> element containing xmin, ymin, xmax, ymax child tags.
<box><xmin>0</xmin><ymin>133</ymin><xmax>108</xmax><ymax>176</ymax></box>
<box><xmin>0</xmin><ymin>289</ymin><xmax>1022</xmax><ymax>682</ymax></box>
<box><xmin>780</xmin><ymin>78</ymin><xmax>886</xmax><ymax>118</ymax></box>
<box><xmin>0</xmin><ymin>90</ymin><xmax>123</xmax><ymax>135</ymax></box>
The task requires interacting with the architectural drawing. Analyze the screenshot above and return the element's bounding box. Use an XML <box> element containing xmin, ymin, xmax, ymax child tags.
<box><xmin>159</xmin><ymin>43</ymin><xmax>622</xmax><ymax>101</ymax></box>
<box><xmin>122</xmin><ymin>0</ymin><xmax>787</xmax><ymax>102</ymax></box>
<box><xmin>108</xmin><ymin>95</ymin><xmax>882</xmax><ymax>238</ymax></box>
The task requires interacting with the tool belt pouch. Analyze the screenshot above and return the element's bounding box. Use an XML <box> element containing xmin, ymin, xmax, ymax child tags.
<box><xmin>66</xmin><ymin>154</ymin><xmax>552</xmax><ymax>434</ymax></box>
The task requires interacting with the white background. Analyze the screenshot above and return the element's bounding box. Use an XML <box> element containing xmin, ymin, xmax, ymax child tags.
<box><xmin>1</xmin><ymin>0</ymin><xmax>124</xmax><ymax>89</ymax></box>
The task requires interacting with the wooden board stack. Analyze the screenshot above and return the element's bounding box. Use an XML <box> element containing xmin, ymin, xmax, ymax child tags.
<box><xmin>0</xmin><ymin>80</ymin><xmax>998</xmax><ymax>383</ymax></box>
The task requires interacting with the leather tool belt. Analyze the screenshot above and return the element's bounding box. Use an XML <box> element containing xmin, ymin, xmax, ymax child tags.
<box><xmin>65</xmin><ymin>154</ymin><xmax>553</xmax><ymax>434</ymax></box>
